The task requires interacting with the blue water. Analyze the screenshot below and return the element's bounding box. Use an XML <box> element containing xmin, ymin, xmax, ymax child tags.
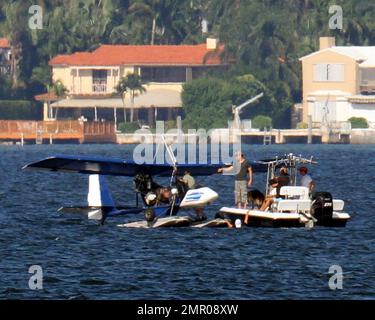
<box><xmin>0</xmin><ymin>144</ymin><xmax>374</xmax><ymax>299</ymax></box>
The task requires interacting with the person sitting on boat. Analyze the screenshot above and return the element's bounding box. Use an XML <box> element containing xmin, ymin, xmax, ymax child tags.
<box><xmin>259</xmin><ymin>166</ymin><xmax>290</xmax><ymax>211</ymax></box>
<box><xmin>298</xmin><ymin>166</ymin><xmax>315</xmax><ymax>193</ymax></box>
<box><xmin>218</xmin><ymin>152</ymin><xmax>253</xmax><ymax>209</ymax></box>
<box><xmin>177</xmin><ymin>169</ymin><xmax>196</xmax><ymax>195</ymax></box>
<box><xmin>182</xmin><ymin>169</ymin><xmax>196</xmax><ymax>189</ymax></box>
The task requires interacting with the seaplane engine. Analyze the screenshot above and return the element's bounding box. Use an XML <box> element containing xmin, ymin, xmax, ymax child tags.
<box><xmin>145</xmin><ymin>192</ymin><xmax>158</xmax><ymax>206</ymax></box>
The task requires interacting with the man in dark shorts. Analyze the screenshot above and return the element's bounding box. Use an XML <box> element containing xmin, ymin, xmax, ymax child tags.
<box><xmin>218</xmin><ymin>152</ymin><xmax>253</xmax><ymax>208</ymax></box>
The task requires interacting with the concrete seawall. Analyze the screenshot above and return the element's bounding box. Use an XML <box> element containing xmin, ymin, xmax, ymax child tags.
<box><xmin>350</xmin><ymin>129</ymin><xmax>375</xmax><ymax>144</ymax></box>
<box><xmin>116</xmin><ymin>129</ymin><xmax>375</xmax><ymax>145</ymax></box>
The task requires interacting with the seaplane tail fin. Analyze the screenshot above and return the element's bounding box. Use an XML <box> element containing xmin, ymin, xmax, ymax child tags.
<box><xmin>87</xmin><ymin>174</ymin><xmax>115</xmax><ymax>209</ymax></box>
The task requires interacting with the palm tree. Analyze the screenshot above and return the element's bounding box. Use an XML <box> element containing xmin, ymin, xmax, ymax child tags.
<box><xmin>2</xmin><ymin>2</ymin><xmax>28</xmax><ymax>88</ymax></box>
<box><xmin>115</xmin><ymin>77</ymin><xmax>129</xmax><ymax>123</ymax></box>
<box><xmin>129</xmin><ymin>0</ymin><xmax>191</xmax><ymax>45</ymax></box>
<box><xmin>128</xmin><ymin>0</ymin><xmax>162</xmax><ymax>45</ymax></box>
<box><xmin>47</xmin><ymin>80</ymin><xmax>68</xmax><ymax>119</ymax></box>
<box><xmin>116</xmin><ymin>73</ymin><xmax>146</xmax><ymax>123</ymax></box>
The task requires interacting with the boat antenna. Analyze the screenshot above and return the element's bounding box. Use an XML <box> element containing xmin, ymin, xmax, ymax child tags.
<box><xmin>161</xmin><ymin>135</ymin><xmax>177</xmax><ymax>187</ymax></box>
<box><xmin>161</xmin><ymin>135</ymin><xmax>177</xmax><ymax>166</ymax></box>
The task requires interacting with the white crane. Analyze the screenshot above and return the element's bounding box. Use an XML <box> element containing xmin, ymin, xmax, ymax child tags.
<box><xmin>232</xmin><ymin>92</ymin><xmax>264</xmax><ymax>130</ymax></box>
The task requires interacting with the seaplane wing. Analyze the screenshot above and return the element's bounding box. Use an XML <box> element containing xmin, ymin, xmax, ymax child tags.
<box><xmin>22</xmin><ymin>155</ymin><xmax>232</xmax><ymax>177</ymax></box>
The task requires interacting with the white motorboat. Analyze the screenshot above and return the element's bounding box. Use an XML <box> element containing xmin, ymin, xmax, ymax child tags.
<box><xmin>218</xmin><ymin>154</ymin><xmax>351</xmax><ymax>228</ymax></box>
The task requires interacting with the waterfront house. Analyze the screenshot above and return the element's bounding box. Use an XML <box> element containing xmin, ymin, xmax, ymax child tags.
<box><xmin>0</xmin><ymin>38</ymin><xmax>11</xmax><ymax>75</ymax></box>
<box><xmin>300</xmin><ymin>37</ymin><xmax>375</xmax><ymax>128</ymax></box>
<box><xmin>36</xmin><ymin>38</ymin><xmax>226</xmax><ymax>125</ymax></box>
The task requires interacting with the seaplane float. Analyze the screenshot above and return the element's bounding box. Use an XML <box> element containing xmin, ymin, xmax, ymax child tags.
<box><xmin>23</xmin><ymin>149</ymin><xmax>350</xmax><ymax>228</ymax></box>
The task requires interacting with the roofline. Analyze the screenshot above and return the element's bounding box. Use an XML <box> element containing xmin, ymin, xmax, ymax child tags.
<box><xmin>299</xmin><ymin>48</ymin><xmax>359</xmax><ymax>62</ymax></box>
<box><xmin>49</xmin><ymin>63</ymin><xmax>227</xmax><ymax>67</ymax></box>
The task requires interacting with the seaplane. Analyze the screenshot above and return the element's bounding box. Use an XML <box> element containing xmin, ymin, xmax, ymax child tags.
<box><xmin>217</xmin><ymin>154</ymin><xmax>351</xmax><ymax>228</ymax></box>
<box><xmin>22</xmin><ymin>160</ymin><xmax>218</xmax><ymax>228</ymax></box>
<box><xmin>22</xmin><ymin>140</ymin><xmax>268</xmax><ymax>228</ymax></box>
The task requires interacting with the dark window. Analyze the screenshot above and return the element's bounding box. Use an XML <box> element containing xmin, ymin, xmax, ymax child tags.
<box><xmin>92</xmin><ymin>69</ymin><xmax>107</xmax><ymax>93</ymax></box>
<box><xmin>192</xmin><ymin>67</ymin><xmax>209</xmax><ymax>79</ymax></box>
<box><xmin>141</xmin><ymin>67</ymin><xmax>186</xmax><ymax>83</ymax></box>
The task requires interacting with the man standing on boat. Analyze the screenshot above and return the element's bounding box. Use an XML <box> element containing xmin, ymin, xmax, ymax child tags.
<box><xmin>218</xmin><ymin>152</ymin><xmax>253</xmax><ymax>209</ymax></box>
<box><xmin>298</xmin><ymin>167</ymin><xmax>315</xmax><ymax>193</ymax></box>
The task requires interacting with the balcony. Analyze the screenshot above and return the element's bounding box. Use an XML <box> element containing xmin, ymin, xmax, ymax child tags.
<box><xmin>92</xmin><ymin>81</ymin><xmax>107</xmax><ymax>93</ymax></box>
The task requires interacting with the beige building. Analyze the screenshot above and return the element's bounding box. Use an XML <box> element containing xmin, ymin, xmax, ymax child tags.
<box><xmin>300</xmin><ymin>37</ymin><xmax>375</xmax><ymax>128</ymax></box>
<box><xmin>36</xmin><ymin>38</ymin><xmax>226</xmax><ymax>125</ymax></box>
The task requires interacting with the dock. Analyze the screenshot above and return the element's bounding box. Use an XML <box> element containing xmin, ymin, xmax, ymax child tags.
<box><xmin>0</xmin><ymin>120</ymin><xmax>116</xmax><ymax>144</ymax></box>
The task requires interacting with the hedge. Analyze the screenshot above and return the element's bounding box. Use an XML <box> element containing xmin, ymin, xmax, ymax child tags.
<box><xmin>252</xmin><ymin>115</ymin><xmax>273</xmax><ymax>130</ymax></box>
<box><xmin>348</xmin><ymin>117</ymin><xmax>368</xmax><ymax>129</ymax></box>
<box><xmin>118</xmin><ymin>122</ymin><xmax>140</xmax><ymax>133</ymax></box>
<box><xmin>0</xmin><ymin>100</ymin><xmax>43</xmax><ymax>120</ymax></box>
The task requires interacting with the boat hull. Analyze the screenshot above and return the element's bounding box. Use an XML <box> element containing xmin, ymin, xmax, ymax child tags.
<box><xmin>118</xmin><ymin>216</ymin><xmax>234</xmax><ymax>228</ymax></box>
<box><xmin>218</xmin><ymin>207</ymin><xmax>350</xmax><ymax>228</ymax></box>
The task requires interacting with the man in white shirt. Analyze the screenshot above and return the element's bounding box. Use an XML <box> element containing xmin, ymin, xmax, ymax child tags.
<box><xmin>298</xmin><ymin>167</ymin><xmax>315</xmax><ymax>192</ymax></box>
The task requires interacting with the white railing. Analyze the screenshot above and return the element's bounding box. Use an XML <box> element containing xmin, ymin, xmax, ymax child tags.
<box><xmin>92</xmin><ymin>82</ymin><xmax>107</xmax><ymax>93</ymax></box>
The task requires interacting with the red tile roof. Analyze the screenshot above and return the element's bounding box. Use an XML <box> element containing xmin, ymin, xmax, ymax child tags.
<box><xmin>49</xmin><ymin>44</ymin><xmax>225</xmax><ymax>66</ymax></box>
<box><xmin>0</xmin><ymin>38</ymin><xmax>10</xmax><ymax>48</ymax></box>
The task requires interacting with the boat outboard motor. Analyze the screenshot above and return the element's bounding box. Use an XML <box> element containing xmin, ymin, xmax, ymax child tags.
<box><xmin>311</xmin><ymin>192</ymin><xmax>333</xmax><ymax>224</ymax></box>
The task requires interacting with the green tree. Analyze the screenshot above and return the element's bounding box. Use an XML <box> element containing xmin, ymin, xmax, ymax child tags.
<box><xmin>128</xmin><ymin>0</ymin><xmax>202</xmax><ymax>44</ymax></box>
<box><xmin>348</xmin><ymin>117</ymin><xmax>368</xmax><ymax>129</ymax></box>
<box><xmin>128</xmin><ymin>0</ymin><xmax>173</xmax><ymax>45</ymax></box>
<box><xmin>182</xmin><ymin>77</ymin><xmax>231</xmax><ymax>129</ymax></box>
<box><xmin>182</xmin><ymin>74</ymin><xmax>277</xmax><ymax>130</ymax></box>
<box><xmin>2</xmin><ymin>2</ymin><xmax>30</xmax><ymax>88</ymax></box>
<box><xmin>2</xmin><ymin>0</ymin><xmax>375</xmax><ymax>128</ymax></box>
<box><xmin>252</xmin><ymin>115</ymin><xmax>272</xmax><ymax>131</ymax></box>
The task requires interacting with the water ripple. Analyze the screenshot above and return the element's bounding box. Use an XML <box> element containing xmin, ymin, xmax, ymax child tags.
<box><xmin>0</xmin><ymin>144</ymin><xmax>374</xmax><ymax>299</ymax></box>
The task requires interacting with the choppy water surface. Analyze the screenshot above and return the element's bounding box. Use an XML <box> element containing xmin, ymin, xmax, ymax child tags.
<box><xmin>0</xmin><ymin>144</ymin><xmax>374</xmax><ymax>299</ymax></box>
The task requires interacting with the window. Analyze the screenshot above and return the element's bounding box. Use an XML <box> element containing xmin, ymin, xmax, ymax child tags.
<box><xmin>361</xmin><ymin>68</ymin><xmax>375</xmax><ymax>83</ymax></box>
<box><xmin>313</xmin><ymin>64</ymin><xmax>344</xmax><ymax>82</ymax></box>
<box><xmin>92</xmin><ymin>69</ymin><xmax>107</xmax><ymax>93</ymax></box>
<box><xmin>360</xmin><ymin>68</ymin><xmax>375</xmax><ymax>94</ymax></box>
<box><xmin>141</xmin><ymin>67</ymin><xmax>186</xmax><ymax>82</ymax></box>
